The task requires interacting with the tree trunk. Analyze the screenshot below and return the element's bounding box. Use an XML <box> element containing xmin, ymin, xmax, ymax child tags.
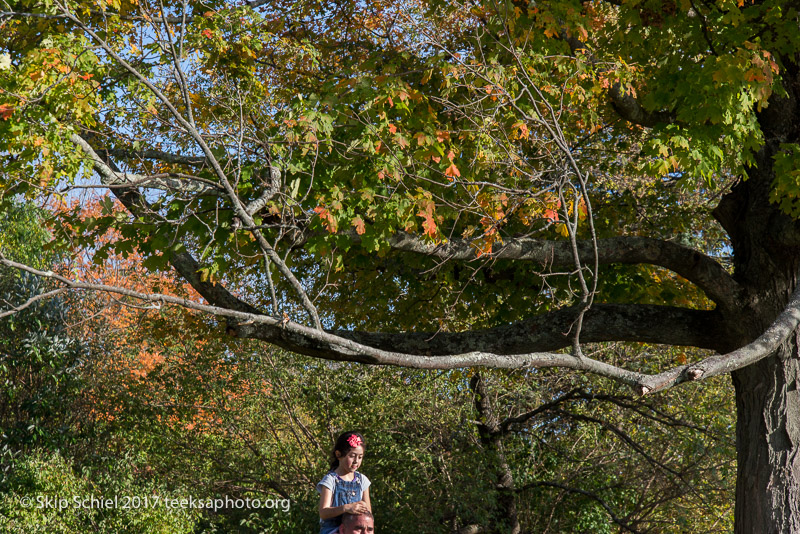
<box><xmin>733</xmin><ymin>343</ymin><xmax>800</xmax><ymax>533</ymax></box>
<box><xmin>470</xmin><ymin>375</ymin><xmax>521</xmax><ymax>534</ymax></box>
<box><xmin>713</xmin><ymin>57</ymin><xmax>800</xmax><ymax>529</ymax></box>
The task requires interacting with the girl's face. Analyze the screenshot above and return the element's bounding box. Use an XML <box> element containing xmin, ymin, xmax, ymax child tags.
<box><xmin>336</xmin><ymin>445</ymin><xmax>364</xmax><ymax>473</ymax></box>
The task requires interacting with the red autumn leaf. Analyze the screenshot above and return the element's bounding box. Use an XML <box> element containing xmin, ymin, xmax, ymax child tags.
<box><xmin>543</xmin><ymin>208</ymin><xmax>559</xmax><ymax>222</ymax></box>
<box><xmin>0</xmin><ymin>104</ymin><xmax>13</xmax><ymax>120</ymax></box>
<box><xmin>202</xmin><ymin>29</ymin><xmax>213</xmax><ymax>39</ymax></box>
<box><xmin>388</xmin><ymin>123</ymin><xmax>397</xmax><ymax>134</ymax></box>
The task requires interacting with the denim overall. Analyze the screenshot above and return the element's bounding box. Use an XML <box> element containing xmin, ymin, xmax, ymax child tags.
<box><xmin>319</xmin><ymin>472</ymin><xmax>363</xmax><ymax>534</ymax></box>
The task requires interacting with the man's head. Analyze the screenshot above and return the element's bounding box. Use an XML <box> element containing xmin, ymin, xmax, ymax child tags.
<box><xmin>340</xmin><ymin>511</ymin><xmax>374</xmax><ymax>534</ymax></box>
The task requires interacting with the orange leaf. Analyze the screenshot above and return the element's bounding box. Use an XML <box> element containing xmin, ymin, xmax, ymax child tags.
<box><xmin>444</xmin><ymin>163</ymin><xmax>461</xmax><ymax>180</ymax></box>
<box><xmin>352</xmin><ymin>216</ymin><xmax>366</xmax><ymax>235</ymax></box>
<box><xmin>475</xmin><ymin>236</ymin><xmax>493</xmax><ymax>257</ymax></box>
<box><xmin>417</xmin><ymin>202</ymin><xmax>438</xmax><ymax>238</ymax></box>
<box><xmin>314</xmin><ymin>206</ymin><xmax>338</xmax><ymax>233</ymax></box>
<box><xmin>0</xmin><ymin>104</ymin><xmax>13</xmax><ymax>120</ymax></box>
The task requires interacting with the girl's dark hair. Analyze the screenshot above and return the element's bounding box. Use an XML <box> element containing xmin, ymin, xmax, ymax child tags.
<box><xmin>329</xmin><ymin>431</ymin><xmax>366</xmax><ymax>470</ymax></box>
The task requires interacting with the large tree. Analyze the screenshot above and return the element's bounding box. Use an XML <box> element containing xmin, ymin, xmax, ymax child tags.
<box><xmin>1</xmin><ymin>0</ymin><xmax>799</xmax><ymax>530</ymax></box>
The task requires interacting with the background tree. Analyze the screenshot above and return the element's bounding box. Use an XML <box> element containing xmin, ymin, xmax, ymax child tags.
<box><xmin>1</xmin><ymin>0</ymin><xmax>798</xmax><ymax>531</ymax></box>
<box><xmin>0</xmin><ymin>201</ymin><xmax>87</xmax><ymax>461</ymax></box>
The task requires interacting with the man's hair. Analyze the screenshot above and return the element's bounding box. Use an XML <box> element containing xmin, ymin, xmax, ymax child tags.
<box><xmin>342</xmin><ymin>511</ymin><xmax>374</xmax><ymax>525</ymax></box>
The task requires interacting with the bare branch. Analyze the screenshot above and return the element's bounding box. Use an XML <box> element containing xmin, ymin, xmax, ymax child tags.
<box><xmin>0</xmin><ymin>287</ymin><xmax>68</xmax><ymax>319</ymax></box>
<box><xmin>2</xmin><ymin>251</ymin><xmax>794</xmax><ymax>399</ymax></box>
<box><xmin>62</xmin><ymin>0</ymin><xmax>321</xmax><ymax>327</ymax></box>
<box><xmin>640</xmin><ymin>283</ymin><xmax>800</xmax><ymax>393</ymax></box>
<box><xmin>0</xmin><ymin>254</ymin><xmax>648</xmax><ymax>388</ymax></box>
<box><xmin>245</xmin><ymin>167</ymin><xmax>281</xmax><ymax>216</ymax></box>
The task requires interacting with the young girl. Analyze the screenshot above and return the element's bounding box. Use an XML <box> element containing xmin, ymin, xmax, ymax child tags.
<box><xmin>317</xmin><ymin>431</ymin><xmax>371</xmax><ymax>534</ymax></box>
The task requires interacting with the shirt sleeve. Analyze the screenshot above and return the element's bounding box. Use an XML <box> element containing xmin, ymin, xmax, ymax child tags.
<box><xmin>316</xmin><ymin>473</ymin><xmax>336</xmax><ymax>494</ymax></box>
<box><xmin>360</xmin><ymin>473</ymin><xmax>371</xmax><ymax>492</ymax></box>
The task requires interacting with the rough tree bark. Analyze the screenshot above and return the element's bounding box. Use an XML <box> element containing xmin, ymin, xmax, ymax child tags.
<box><xmin>714</xmin><ymin>58</ymin><xmax>800</xmax><ymax>531</ymax></box>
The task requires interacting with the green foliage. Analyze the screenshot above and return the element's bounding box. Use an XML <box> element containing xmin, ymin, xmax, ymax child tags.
<box><xmin>770</xmin><ymin>143</ymin><xmax>800</xmax><ymax>216</ymax></box>
<box><xmin>0</xmin><ymin>203</ymin><xmax>87</xmax><ymax>458</ymax></box>
<box><xmin>0</xmin><ymin>451</ymin><xmax>199</xmax><ymax>533</ymax></box>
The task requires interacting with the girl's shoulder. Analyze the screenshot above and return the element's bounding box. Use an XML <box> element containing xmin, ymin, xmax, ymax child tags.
<box><xmin>316</xmin><ymin>471</ymin><xmax>339</xmax><ymax>493</ymax></box>
<box><xmin>355</xmin><ymin>471</ymin><xmax>371</xmax><ymax>490</ymax></box>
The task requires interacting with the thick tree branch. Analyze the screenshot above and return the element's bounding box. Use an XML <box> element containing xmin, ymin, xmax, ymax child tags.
<box><xmin>378</xmin><ymin>231</ymin><xmax>739</xmax><ymax>309</ymax></box>
<box><xmin>70</xmin><ymin>134</ymin><xmax>220</xmax><ymax>194</ymax></box>
<box><xmin>0</xmin><ymin>254</ymin><xmax>671</xmax><ymax>389</ymax></box>
<box><xmin>608</xmin><ymin>84</ymin><xmax>675</xmax><ymax>128</ymax></box>
<box><xmin>74</xmin><ymin>138</ymin><xmax>738</xmax><ymax>311</ymax></box>
<box><xmin>320</xmin><ymin>304</ymin><xmax>726</xmax><ymax>356</ymax></box>
<box><xmin>42</xmin><ymin>138</ymin><xmax>791</xmax><ymax>398</ymax></box>
<box><xmin>99</xmin><ymin>145</ymin><xmax>208</xmax><ymax>167</ymax></box>
<box><xmin>245</xmin><ymin>166</ymin><xmax>282</xmax><ymax>216</ymax></box>
<box><xmin>3</xmin><ymin>253</ymin><xmax>797</xmax><ymax>399</ymax></box>
<box><xmin>68</xmin><ymin>134</ymin><xmax>263</xmax><ymax>318</ymax></box>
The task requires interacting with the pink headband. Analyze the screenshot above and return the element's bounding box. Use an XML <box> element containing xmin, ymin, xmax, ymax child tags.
<box><xmin>346</xmin><ymin>434</ymin><xmax>363</xmax><ymax>448</ymax></box>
